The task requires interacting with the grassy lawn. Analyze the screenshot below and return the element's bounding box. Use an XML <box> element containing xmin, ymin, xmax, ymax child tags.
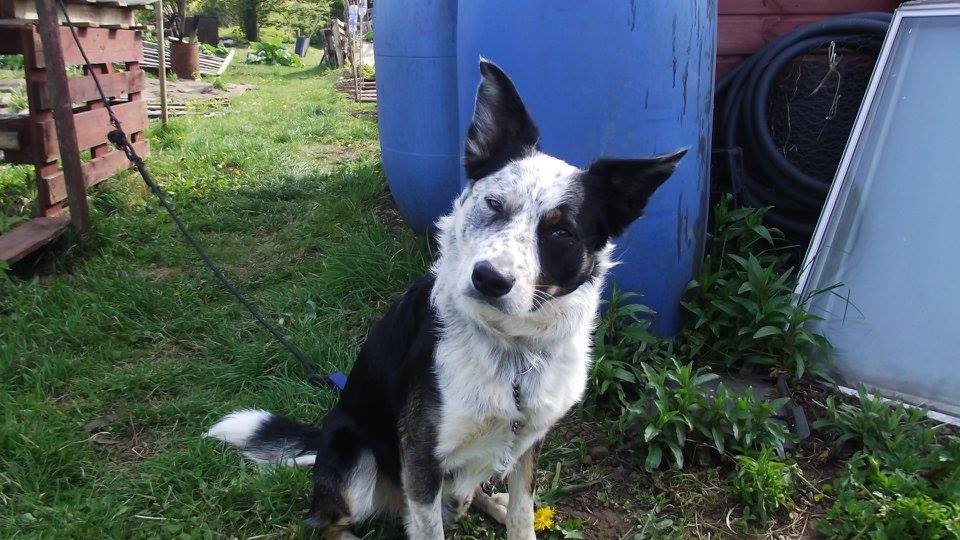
<box><xmin>1</xmin><ymin>51</ymin><xmax>431</xmax><ymax>538</ymax></box>
<box><xmin>3</xmin><ymin>48</ymin><xmax>958</xmax><ymax>540</ymax></box>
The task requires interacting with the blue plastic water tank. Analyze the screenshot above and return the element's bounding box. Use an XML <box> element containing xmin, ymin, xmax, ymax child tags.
<box><xmin>457</xmin><ymin>2</ymin><xmax>717</xmax><ymax>335</ymax></box>
<box><xmin>374</xmin><ymin>0</ymin><xmax>460</xmax><ymax>231</ymax></box>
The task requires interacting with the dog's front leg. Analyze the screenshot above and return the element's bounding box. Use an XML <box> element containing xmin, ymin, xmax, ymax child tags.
<box><xmin>400</xmin><ymin>436</ymin><xmax>444</xmax><ymax>539</ymax></box>
<box><xmin>506</xmin><ymin>443</ymin><xmax>540</xmax><ymax>540</ymax></box>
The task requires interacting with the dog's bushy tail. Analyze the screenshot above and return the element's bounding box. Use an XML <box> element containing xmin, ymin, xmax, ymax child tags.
<box><xmin>205</xmin><ymin>409</ymin><xmax>320</xmax><ymax>467</ymax></box>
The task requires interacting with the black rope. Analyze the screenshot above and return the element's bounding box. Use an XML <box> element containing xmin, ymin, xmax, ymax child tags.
<box><xmin>54</xmin><ymin>0</ymin><xmax>325</xmax><ymax>387</ymax></box>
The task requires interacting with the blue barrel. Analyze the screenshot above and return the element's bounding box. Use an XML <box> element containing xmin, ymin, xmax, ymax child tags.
<box><xmin>374</xmin><ymin>0</ymin><xmax>460</xmax><ymax>232</ymax></box>
<box><xmin>457</xmin><ymin>2</ymin><xmax>717</xmax><ymax>335</ymax></box>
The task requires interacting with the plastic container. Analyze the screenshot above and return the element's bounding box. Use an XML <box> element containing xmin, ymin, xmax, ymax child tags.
<box><xmin>457</xmin><ymin>2</ymin><xmax>717</xmax><ymax>335</ymax></box>
<box><xmin>374</xmin><ymin>0</ymin><xmax>460</xmax><ymax>231</ymax></box>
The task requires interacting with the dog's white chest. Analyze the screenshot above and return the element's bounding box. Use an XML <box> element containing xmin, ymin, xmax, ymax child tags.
<box><xmin>432</xmin><ymin>337</ymin><xmax>590</xmax><ymax>493</ymax></box>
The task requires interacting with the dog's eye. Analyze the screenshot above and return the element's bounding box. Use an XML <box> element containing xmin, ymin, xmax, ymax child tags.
<box><xmin>485</xmin><ymin>197</ymin><xmax>504</xmax><ymax>213</ymax></box>
<box><xmin>551</xmin><ymin>227</ymin><xmax>574</xmax><ymax>240</ymax></box>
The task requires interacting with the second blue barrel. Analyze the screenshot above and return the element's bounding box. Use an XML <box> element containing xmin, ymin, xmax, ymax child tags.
<box><xmin>374</xmin><ymin>0</ymin><xmax>460</xmax><ymax>232</ymax></box>
<box><xmin>457</xmin><ymin>1</ymin><xmax>717</xmax><ymax>335</ymax></box>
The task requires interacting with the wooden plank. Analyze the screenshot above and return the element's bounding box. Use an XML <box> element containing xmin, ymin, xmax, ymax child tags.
<box><xmin>29</xmin><ymin>69</ymin><xmax>144</xmax><ymax>109</ymax></box>
<box><xmin>719</xmin><ymin>0</ymin><xmax>898</xmax><ymax>15</ymax></box>
<box><xmin>717</xmin><ymin>55</ymin><xmax>750</xmax><ymax>78</ymax></box>
<box><xmin>5</xmin><ymin>0</ymin><xmax>135</xmax><ymax>27</ymax></box>
<box><xmin>26</xmin><ymin>26</ymin><xmax>142</xmax><ymax>68</ymax></box>
<box><xmin>216</xmin><ymin>47</ymin><xmax>234</xmax><ymax>75</ymax></box>
<box><xmin>0</xmin><ymin>215</ymin><xmax>70</xmax><ymax>264</ymax></box>
<box><xmin>41</xmin><ymin>138</ymin><xmax>147</xmax><ymax>204</ymax></box>
<box><xmin>718</xmin><ymin>14</ymin><xmax>824</xmax><ymax>55</ymax></box>
<box><xmin>35</xmin><ymin>98</ymin><xmax>146</xmax><ymax>160</ymax></box>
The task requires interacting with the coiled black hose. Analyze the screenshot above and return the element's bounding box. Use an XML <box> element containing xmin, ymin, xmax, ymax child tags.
<box><xmin>716</xmin><ymin>13</ymin><xmax>891</xmax><ymax>238</ymax></box>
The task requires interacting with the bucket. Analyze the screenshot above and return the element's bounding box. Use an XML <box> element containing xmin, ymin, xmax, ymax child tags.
<box><xmin>170</xmin><ymin>39</ymin><xmax>200</xmax><ymax>79</ymax></box>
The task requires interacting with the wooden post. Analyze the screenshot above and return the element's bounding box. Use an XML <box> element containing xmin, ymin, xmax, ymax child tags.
<box><xmin>34</xmin><ymin>0</ymin><xmax>89</xmax><ymax>232</ymax></box>
<box><xmin>155</xmin><ymin>0</ymin><xmax>168</xmax><ymax>124</ymax></box>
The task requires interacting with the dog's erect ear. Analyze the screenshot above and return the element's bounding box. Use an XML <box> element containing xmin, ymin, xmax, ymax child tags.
<box><xmin>464</xmin><ymin>59</ymin><xmax>540</xmax><ymax>181</ymax></box>
<box><xmin>585</xmin><ymin>148</ymin><xmax>687</xmax><ymax>238</ymax></box>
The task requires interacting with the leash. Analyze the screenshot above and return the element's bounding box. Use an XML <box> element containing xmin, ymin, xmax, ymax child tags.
<box><xmin>54</xmin><ymin>0</ymin><xmax>329</xmax><ymax>388</ymax></box>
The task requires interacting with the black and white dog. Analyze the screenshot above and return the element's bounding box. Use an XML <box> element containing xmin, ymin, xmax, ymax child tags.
<box><xmin>207</xmin><ymin>60</ymin><xmax>685</xmax><ymax>539</ymax></box>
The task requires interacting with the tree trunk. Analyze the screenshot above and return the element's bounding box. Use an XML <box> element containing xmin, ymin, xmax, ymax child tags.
<box><xmin>243</xmin><ymin>1</ymin><xmax>259</xmax><ymax>42</ymax></box>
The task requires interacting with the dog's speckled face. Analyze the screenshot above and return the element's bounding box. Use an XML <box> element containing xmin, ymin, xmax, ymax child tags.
<box><xmin>434</xmin><ymin>60</ymin><xmax>686</xmax><ymax>323</ymax></box>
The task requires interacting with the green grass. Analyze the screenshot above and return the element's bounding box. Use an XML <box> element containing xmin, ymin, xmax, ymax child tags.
<box><xmin>1</xmin><ymin>51</ymin><xmax>431</xmax><ymax>538</ymax></box>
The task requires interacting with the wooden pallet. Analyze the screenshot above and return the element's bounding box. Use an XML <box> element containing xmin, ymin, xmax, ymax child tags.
<box><xmin>0</xmin><ymin>21</ymin><xmax>149</xmax><ymax>264</ymax></box>
<box><xmin>335</xmin><ymin>77</ymin><xmax>376</xmax><ymax>103</ymax></box>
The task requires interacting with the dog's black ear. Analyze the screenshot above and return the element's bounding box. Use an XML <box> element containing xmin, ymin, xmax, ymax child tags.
<box><xmin>464</xmin><ymin>59</ymin><xmax>540</xmax><ymax>181</ymax></box>
<box><xmin>584</xmin><ymin>148</ymin><xmax>687</xmax><ymax>238</ymax></box>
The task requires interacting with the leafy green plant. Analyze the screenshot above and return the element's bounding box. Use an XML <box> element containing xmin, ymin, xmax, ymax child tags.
<box><xmin>246</xmin><ymin>38</ymin><xmax>303</xmax><ymax>67</ymax></box>
<box><xmin>813</xmin><ymin>386</ymin><xmax>941</xmax><ymax>473</ymax></box>
<box><xmin>820</xmin><ymin>455</ymin><xmax>960</xmax><ymax>539</ymax></box>
<box><xmin>0</xmin><ymin>54</ymin><xmax>24</xmax><ymax>70</ymax></box>
<box><xmin>633</xmin><ymin>495</ymin><xmax>674</xmax><ymax>539</ymax></box>
<box><xmin>625</xmin><ymin>359</ymin><xmax>718</xmax><ymax>470</ymax></box>
<box><xmin>814</xmin><ymin>389</ymin><xmax>960</xmax><ymax>538</ymax></box>
<box><xmin>732</xmin><ymin>449</ymin><xmax>799</xmax><ymax>523</ymax></box>
<box><xmin>681</xmin><ymin>196</ymin><xmax>830</xmax><ymax>381</ymax></box>
<box><xmin>341</xmin><ymin>62</ymin><xmax>375</xmax><ymax>80</ymax></box>
<box><xmin>701</xmin><ymin>385</ymin><xmax>792</xmax><ymax>457</ymax></box>
<box><xmin>619</xmin><ymin>359</ymin><xmax>792</xmax><ymax>471</ymax></box>
<box><xmin>200</xmin><ymin>42</ymin><xmax>229</xmax><ymax>58</ymax></box>
<box><xmin>584</xmin><ymin>289</ymin><xmax>664</xmax><ymax>415</ymax></box>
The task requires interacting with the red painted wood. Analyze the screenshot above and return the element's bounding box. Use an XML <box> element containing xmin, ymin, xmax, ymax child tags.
<box><xmin>41</xmin><ymin>139</ymin><xmax>149</xmax><ymax>204</ymax></box>
<box><xmin>30</xmin><ymin>68</ymin><xmax>145</xmax><ymax>110</ymax></box>
<box><xmin>720</xmin><ymin>0</ymin><xmax>899</xmax><ymax>15</ymax></box>
<box><xmin>716</xmin><ymin>0</ymin><xmax>899</xmax><ymax>78</ymax></box>
<box><xmin>26</xmin><ymin>27</ymin><xmax>142</xmax><ymax>68</ymax></box>
<box><xmin>35</xmin><ymin>99</ymin><xmax>147</xmax><ymax>161</ymax></box>
<box><xmin>719</xmin><ymin>14</ymin><xmax>824</xmax><ymax>55</ymax></box>
<box><xmin>0</xmin><ymin>215</ymin><xmax>70</xmax><ymax>264</ymax></box>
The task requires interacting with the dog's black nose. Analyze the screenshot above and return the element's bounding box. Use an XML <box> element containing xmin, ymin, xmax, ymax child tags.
<box><xmin>472</xmin><ymin>261</ymin><xmax>515</xmax><ymax>298</ymax></box>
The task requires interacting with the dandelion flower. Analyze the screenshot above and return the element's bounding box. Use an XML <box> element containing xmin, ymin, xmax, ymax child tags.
<box><xmin>533</xmin><ymin>505</ymin><xmax>555</xmax><ymax>532</ymax></box>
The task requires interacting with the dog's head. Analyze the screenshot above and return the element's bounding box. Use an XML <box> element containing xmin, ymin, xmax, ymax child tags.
<box><xmin>434</xmin><ymin>60</ymin><xmax>685</xmax><ymax>331</ymax></box>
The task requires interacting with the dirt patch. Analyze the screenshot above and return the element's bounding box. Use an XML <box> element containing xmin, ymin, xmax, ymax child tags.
<box><xmin>84</xmin><ymin>408</ymin><xmax>162</xmax><ymax>462</ymax></box>
<box><xmin>349</xmin><ymin>109</ymin><xmax>377</xmax><ymax>119</ymax></box>
<box><xmin>540</xmin><ymin>413</ymin><xmax>844</xmax><ymax>539</ymax></box>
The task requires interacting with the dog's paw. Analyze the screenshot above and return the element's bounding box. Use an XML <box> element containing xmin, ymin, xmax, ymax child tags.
<box><xmin>472</xmin><ymin>490</ymin><xmax>508</xmax><ymax>525</ymax></box>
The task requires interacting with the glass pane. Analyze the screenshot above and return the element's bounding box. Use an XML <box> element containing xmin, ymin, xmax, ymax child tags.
<box><xmin>802</xmin><ymin>14</ymin><xmax>960</xmax><ymax>416</ymax></box>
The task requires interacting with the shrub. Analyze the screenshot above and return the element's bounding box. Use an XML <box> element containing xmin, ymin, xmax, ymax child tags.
<box><xmin>341</xmin><ymin>62</ymin><xmax>375</xmax><ymax>80</ymax></box>
<box><xmin>733</xmin><ymin>449</ymin><xmax>799</xmax><ymax>523</ymax></box>
<box><xmin>681</xmin><ymin>196</ymin><xmax>830</xmax><ymax>381</ymax></box>
<box><xmin>246</xmin><ymin>38</ymin><xmax>303</xmax><ymax>67</ymax></box>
